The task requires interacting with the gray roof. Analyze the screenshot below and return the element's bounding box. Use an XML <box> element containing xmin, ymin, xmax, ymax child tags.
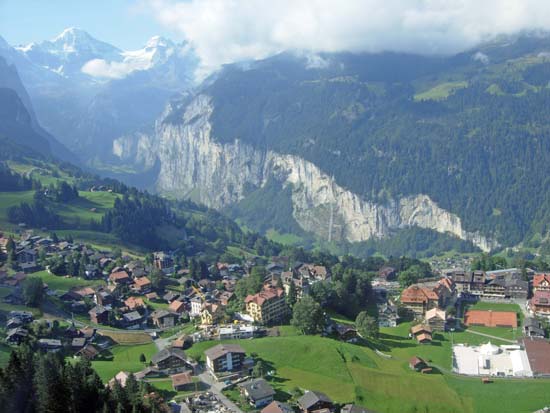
<box><xmin>152</xmin><ymin>347</ymin><xmax>187</xmax><ymax>364</ymax></box>
<box><xmin>341</xmin><ymin>404</ymin><xmax>378</xmax><ymax>413</ymax></box>
<box><xmin>298</xmin><ymin>391</ymin><xmax>333</xmax><ymax>410</ymax></box>
<box><xmin>204</xmin><ymin>344</ymin><xmax>246</xmax><ymax>361</ymax></box>
<box><xmin>123</xmin><ymin>311</ymin><xmax>142</xmax><ymax>322</ymax></box>
<box><xmin>239</xmin><ymin>378</ymin><xmax>275</xmax><ymax>401</ymax></box>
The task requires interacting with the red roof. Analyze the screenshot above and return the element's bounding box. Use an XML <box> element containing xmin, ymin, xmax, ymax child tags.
<box><xmin>533</xmin><ymin>273</ymin><xmax>550</xmax><ymax>288</ymax></box>
<box><xmin>169</xmin><ymin>300</ymin><xmax>185</xmax><ymax>313</ymax></box>
<box><xmin>401</xmin><ymin>285</ymin><xmax>439</xmax><ymax>304</ymax></box>
<box><xmin>531</xmin><ymin>290</ymin><xmax>550</xmax><ymax>306</ymax></box>
<box><xmin>245</xmin><ymin>287</ymin><xmax>284</xmax><ymax>306</ymax></box>
<box><xmin>109</xmin><ymin>271</ymin><xmax>130</xmax><ymax>281</ymax></box>
<box><xmin>134</xmin><ymin>276</ymin><xmax>151</xmax><ymax>287</ymax></box>
<box><xmin>464</xmin><ymin>310</ymin><xmax>517</xmax><ymax>328</ymax></box>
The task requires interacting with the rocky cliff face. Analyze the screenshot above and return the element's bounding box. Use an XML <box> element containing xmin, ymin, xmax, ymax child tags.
<box><xmin>115</xmin><ymin>94</ymin><xmax>498</xmax><ymax>252</ymax></box>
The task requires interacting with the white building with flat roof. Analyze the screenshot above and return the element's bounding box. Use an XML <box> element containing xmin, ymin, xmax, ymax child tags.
<box><xmin>453</xmin><ymin>342</ymin><xmax>533</xmax><ymax>377</ymax></box>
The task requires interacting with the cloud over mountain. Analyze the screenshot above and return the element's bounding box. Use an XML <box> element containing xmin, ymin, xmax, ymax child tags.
<box><xmin>145</xmin><ymin>0</ymin><xmax>550</xmax><ymax>75</ymax></box>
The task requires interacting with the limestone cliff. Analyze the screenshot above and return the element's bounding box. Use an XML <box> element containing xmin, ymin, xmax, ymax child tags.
<box><xmin>114</xmin><ymin>94</ymin><xmax>498</xmax><ymax>252</ymax></box>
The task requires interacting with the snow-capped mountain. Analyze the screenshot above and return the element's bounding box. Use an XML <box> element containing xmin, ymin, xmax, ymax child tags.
<box><xmin>0</xmin><ymin>28</ymin><xmax>199</xmax><ymax>164</ymax></box>
<box><xmin>14</xmin><ymin>28</ymin><xmax>194</xmax><ymax>82</ymax></box>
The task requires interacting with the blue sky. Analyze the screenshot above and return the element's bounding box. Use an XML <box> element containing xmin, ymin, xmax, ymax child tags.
<box><xmin>0</xmin><ymin>0</ymin><xmax>179</xmax><ymax>49</ymax></box>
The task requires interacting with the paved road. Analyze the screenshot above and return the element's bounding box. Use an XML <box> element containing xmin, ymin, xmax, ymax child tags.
<box><xmin>465</xmin><ymin>328</ymin><xmax>518</xmax><ymax>344</ymax></box>
<box><xmin>198</xmin><ymin>372</ymin><xmax>244</xmax><ymax>413</ymax></box>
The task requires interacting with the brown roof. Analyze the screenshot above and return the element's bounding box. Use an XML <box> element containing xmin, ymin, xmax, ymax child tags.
<box><xmin>409</xmin><ymin>356</ymin><xmax>425</xmax><ymax>367</ymax></box>
<box><xmin>262</xmin><ymin>401</ymin><xmax>294</xmax><ymax>413</ymax></box>
<box><xmin>124</xmin><ymin>296</ymin><xmax>145</xmax><ymax>310</ymax></box>
<box><xmin>204</xmin><ymin>344</ymin><xmax>245</xmax><ymax>361</ymax></box>
<box><xmin>400</xmin><ymin>285</ymin><xmax>439</xmax><ymax>304</ymax></box>
<box><xmin>171</xmin><ymin>371</ymin><xmax>193</xmax><ymax>387</ymax></box>
<box><xmin>169</xmin><ymin>300</ymin><xmax>185</xmax><ymax>313</ymax></box>
<box><xmin>416</xmin><ymin>333</ymin><xmax>432</xmax><ymax>343</ymax></box>
<box><xmin>524</xmin><ymin>338</ymin><xmax>550</xmax><ymax>375</ymax></box>
<box><xmin>245</xmin><ymin>287</ymin><xmax>284</xmax><ymax>306</ymax></box>
<box><xmin>410</xmin><ymin>324</ymin><xmax>432</xmax><ymax>335</ymax></box>
<box><xmin>134</xmin><ymin>276</ymin><xmax>151</xmax><ymax>287</ymax></box>
<box><xmin>533</xmin><ymin>274</ymin><xmax>550</xmax><ymax>288</ymax></box>
<box><xmin>531</xmin><ymin>290</ymin><xmax>550</xmax><ymax>306</ymax></box>
<box><xmin>109</xmin><ymin>271</ymin><xmax>130</xmax><ymax>281</ymax></box>
<box><xmin>145</xmin><ymin>292</ymin><xmax>158</xmax><ymax>299</ymax></box>
<box><xmin>464</xmin><ymin>310</ymin><xmax>517</xmax><ymax>328</ymax></box>
<box><xmin>73</xmin><ymin>287</ymin><xmax>95</xmax><ymax>297</ymax></box>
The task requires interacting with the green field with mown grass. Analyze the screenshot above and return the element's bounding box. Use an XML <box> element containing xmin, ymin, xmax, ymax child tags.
<box><xmin>91</xmin><ymin>343</ymin><xmax>157</xmax><ymax>382</ymax></box>
<box><xmin>184</xmin><ymin>323</ymin><xmax>550</xmax><ymax>413</ymax></box>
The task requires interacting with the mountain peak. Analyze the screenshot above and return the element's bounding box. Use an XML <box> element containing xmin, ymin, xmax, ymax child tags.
<box><xmin>53</xmin><ymin>27</ymin><xmax>90</xmax><ymax>40</ymax></box>
<box><xmin>144</xmin><ymin>36</ymin><xmax>174</xmax><ymax>49</ymax></box>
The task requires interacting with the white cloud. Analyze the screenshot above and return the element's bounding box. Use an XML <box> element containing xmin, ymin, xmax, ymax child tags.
<box><xmin>81</xmin><ymin>59</ymin><xmax>137</xmax><ymax>79</ymax></box>
<box><xmin>472</xmin><ymin>51</ymin><xmax>490</xmax><ymax>64</ymax></box>
<box><xmin>143</xmin><ymin>0</ymin><xmax>550</xmax><ymax>75</ymax></box>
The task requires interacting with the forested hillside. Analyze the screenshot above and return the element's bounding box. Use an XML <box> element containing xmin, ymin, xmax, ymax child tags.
<box><xmin>194</xmin><ymin>35</ymin><xmax>550</xmax><ymax>251</ymax></box>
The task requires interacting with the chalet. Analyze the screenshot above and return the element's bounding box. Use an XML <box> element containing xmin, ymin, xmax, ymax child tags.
<box><xmin>484</xmin><ymin>275</ymin><xmax>528</xmax><ymax>300</ymax></box>
<box><xmin>169</xmin><ymin>300</ymin><xmax>186</xmax><ymax>314</ymax></box>
<box><xmin>533</xmin><ymin>274</ymin><xmax>550</xmax><ymax>293</ymax></box>
<box><xmin>89</xmin><ymin>305</ymin><xmax>110</xmax><ymax>325</ymax></box>
<box><xmin>16</xmin><ymin>248</ymin><xmax>37</xmax><ymax>265</ymax></box>
<box><xmin>378</xmin><ymin>266</ymin><xmax>397</xmax><ymax>280</ymax></box>
<box><xmin>218</xmin><ymin>291</ymin><xmax>234</xmax><ymax>306</ymax></box>
<box><xmin>341</xmin><ymin>404</ymin><xmax>378</xmax><ymax>413</ymax></box>
<box><xmin>163</xmin><ymin>291</ymin><xmax>181</xmax><ymax>303</ymax></box>
<box><xmin>334</xmin><ymin>323</ymin><xmax>359</xmax><ymax>342</ymax></box>
<box><xmin>449</xmin><ymin>270</ymin><xmax>485</xmax><ymax>295</ymax></box>
<box><xmin>410</xmin><ymin>324</ymin><xmax>433</xmax><ymax>344</ymax></box>
<box><xmin>145</xmin><ymin>292</ymin><xmax>159</xmax><ymax>301</ymax></box>
<box><xmin>530</xmin><ymin>291</ymin><xmax>550</xmax><ymax>316</ymax></box>
<box><xmin>262</xmin><ymin>401</ymin><xmax>295</xmax><ymax>413</ymax></box>
<box><xmin>153</xmin><ymin>251</ymin><xmax>174</xmax><ymax>270</ymax></box>
<box><xmin>464</xmin><ymin>310</ymin><xmax>517</xmax><ymax>328</ymax></box>
<box><xmin>108</xmin><ymin>371</ymin><xmax>131</xmax><ymax>388</ymax></box>
<box><xmin>151</xmin><ymin>309</ymin><xmax>177</xmax><ymax>329</ymax></box>
<box><xmin>122</xmin><ymin>311</ymin><xmax>143</xmax><ymax>328</ymax></box>
<box><xmin>124</xmin><ymin>296</ymin><xmax>145</xmax><ymax>311</ymax></box>
<box><xmin>204</xmin><ymin>344</ymin><xmax>246</xmax><ymax>374</ymax></box>
<box><xmin>425</xmin><ymin>308</ymin><xmax>447</xmax><ymax>331</ymax></box>
<box><xmin>400</xmin><ymin>285</ymin><xmax>439</xmax><ymax>317</ymax></box>
<box><xmin>378</xmin><ymin>302</ymin><xmax>399</xmax><ymax>327</ymax></box>
<box><xmin>239</xmin><ymin>378</ymin><xmax>275</xmax><ymax>408</ymax></box>
<box><xmin>245</xmin><ymin>286</ymin><xmax>289</xmax><ymax>324</ymax></box>
<box><xmin>38</xmin><ymin>338</ymin><xmax>62</xmax><ymax>352</ymax></box>
<box><xmin>77</xmin><ymin>344</ymin><xmax>100</xmax><ymax>360</ymax></box>
<box><xmin>171</xmin><ymin>371</ymin><xmax>194</xmax><ymax>391</ymax></box>
<box><xmin>151</xmin><ymin>348</ymin><xmax>196</xmax><ymax>374</ymax></box>
<box><xmin>109</xmin><ymin>270</ymin><xmax>131</xmax><ymax>285</ymax></box>
<box><xmin>281</xmin><ymin>271</ymin><xmax>310</xmax><ymax>299</ymax></box>
<box><xmin>6</xmin><ymin>327</ymin><xmax>28</xmax><ymax>345</ymax></box>
<box><xmin>340</xmin><ymin>404</ymin><xmax>376</xmax><ymax>413</ymax></box>
<box><xmin>201</xmin><ymin>303</ymin><xmax>224</xmax><ymax>325</ymax></box>
<box><xmin>135</xmin><ymin>366</ymin><xmax>162</xmax><ymax>381</ymax></box>
<box><xmin>95</xmin><ymin>289</ymin><xmax>114</xmax><ymax>306</ymax></box>
<box><xmin>71</xmin><ymin>337</ymin><xmax>86</xmax><ymax>349</ymax></box>
<box><xmin>409</xmin><ymin>356</ymin><xmax>428</xmax><ymax>371</ymax></box>
<box><xmin>524</xmin><ymin>317</ymin><xmax>545</xmax><ymax>338</ymax></box>
<box><xmin>298</xmin><ymin>390</ymin><xmax>334</xmax><ymax>413</ymax></box>
<box><xmin>132</xmin><ymin>276</ymin><xmax>152</xmax><ymax>294</ymax></box>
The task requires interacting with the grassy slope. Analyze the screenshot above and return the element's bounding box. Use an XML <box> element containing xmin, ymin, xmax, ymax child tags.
<box><xmin>184</xmin><ymin>324</ymin><xmax>550</xmax><ymax>413</ymax></box>
<box><xmin>413</xmin><ymin>81</ymin><xmax>468</xmax><ymax>101</ymax></box>
<box><xmin>91</xmin><ymin>343</ymin><xmax>157</xmax><ymax>382</ymax></box>
<box><xmin>28</xmin><ymin>270</ymin><xmax>104</xmax><ymax>292</ymax></box>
